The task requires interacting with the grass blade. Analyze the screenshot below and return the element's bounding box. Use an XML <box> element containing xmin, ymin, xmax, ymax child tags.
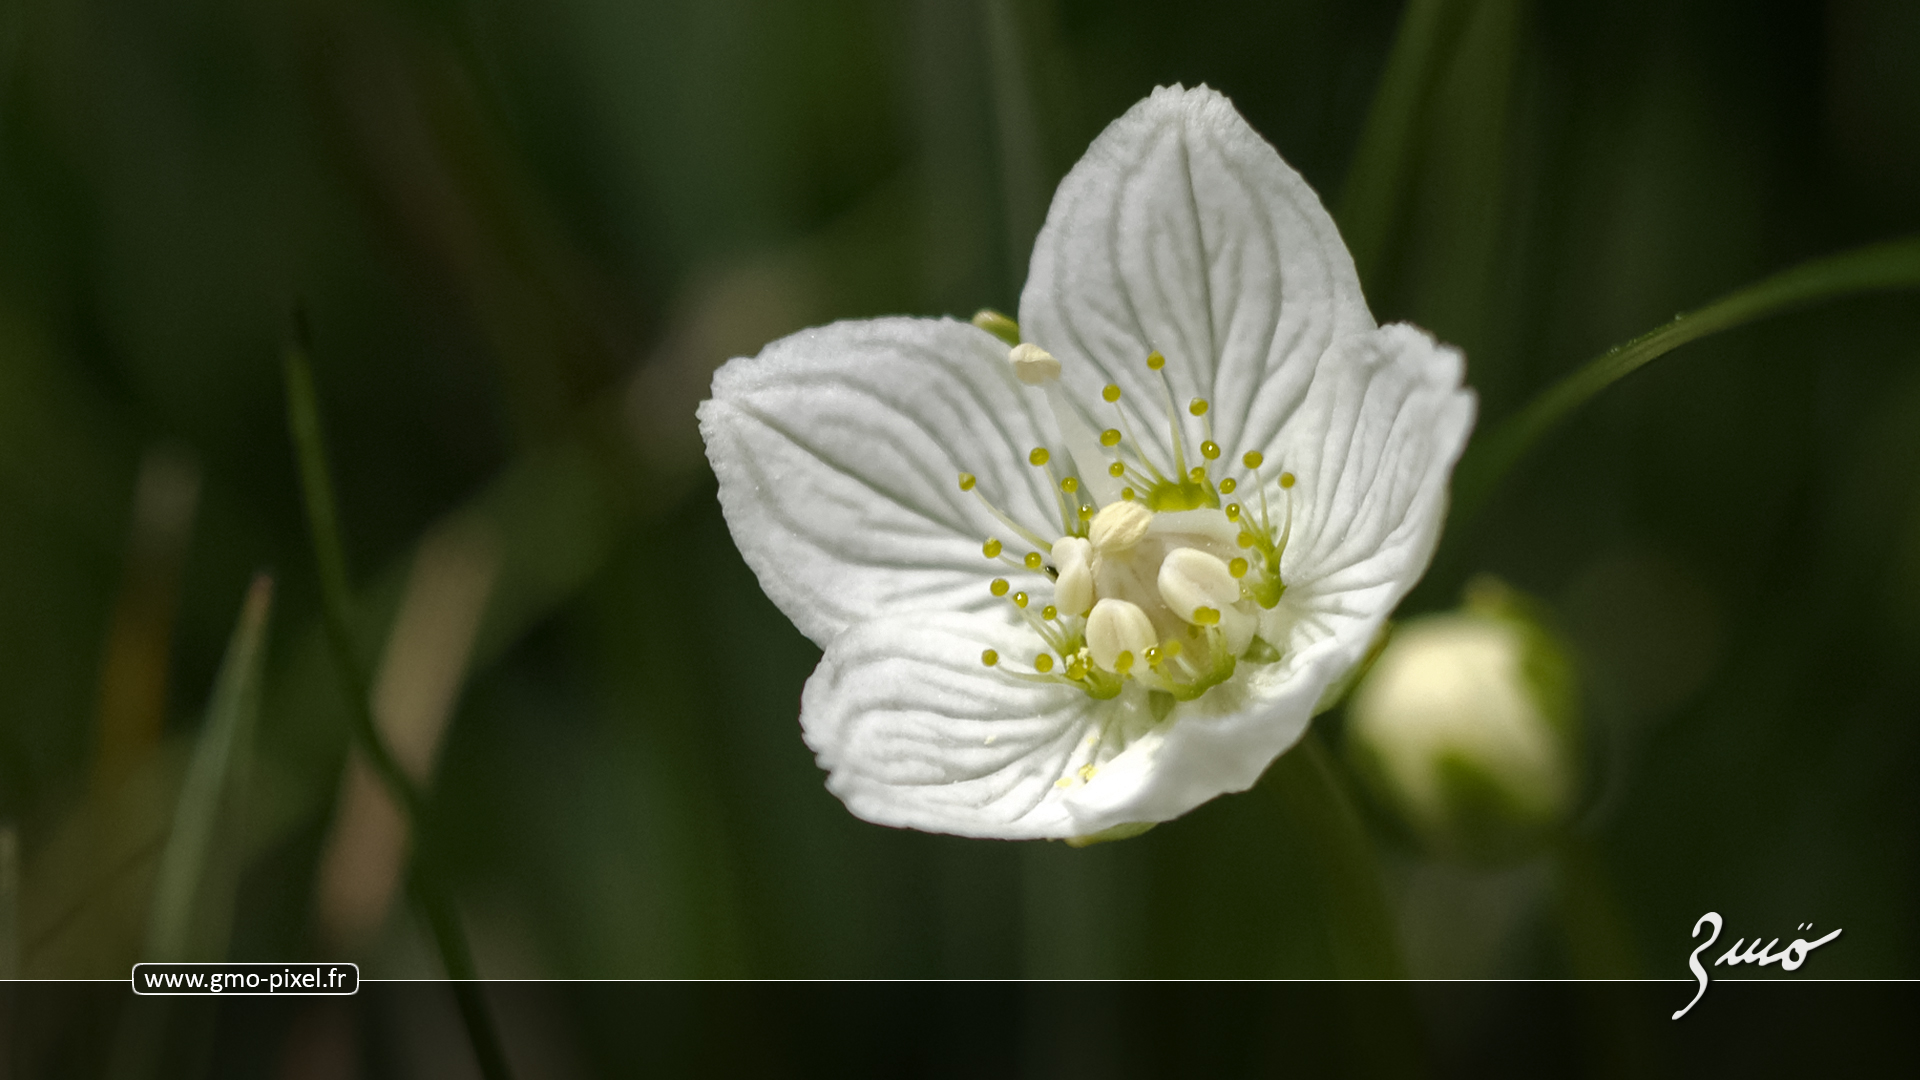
<box><xmin>283</xmin><ymin>329</ymin><xmax>515</xmax><ymax>1080</ymax></box>
<box><xmin>143</xmin><ymin>575</ymin><xmax>272</xmax><ymax>962</ymax></box>
<box><xmin>1338</xmin><ymin>0</ymin><xmax>1475</xmax><ymax>285</ymax></box>
<box><xmin>1452</xmin><ymin>236</ymin><xmax>1920</xmax><ymax>524</ymax></box>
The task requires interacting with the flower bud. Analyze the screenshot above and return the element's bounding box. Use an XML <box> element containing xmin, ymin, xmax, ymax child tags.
<box><xmin>1346</xmin><ymin>579</ymin><xmax>1577</xmax><ymax>858</ymax></box>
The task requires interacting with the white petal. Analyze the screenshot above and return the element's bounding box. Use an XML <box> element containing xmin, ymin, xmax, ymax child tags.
<box><xmin>699</xmin><ymin>317</ymin><xmax>1062</xmax><ymax>646</ymax></box>
<box><xmin>1018</xmin><ymin>84</ymin><xmax>1373</xmax><ymax>477</ymax></box>
<box><xmin>801</xmin><ymin>612</ymin><xmax>1141</xmax><ymax>839</ymax></box>
<box><xmin>1267</xmin><ymin>323</ymin><xmax>1477</xmax><ymax>676</ymax></box>
<box><xmin>801</xmin><ymin>611</ymin><xmax>1341</xmax><ymax>839</ymax></box>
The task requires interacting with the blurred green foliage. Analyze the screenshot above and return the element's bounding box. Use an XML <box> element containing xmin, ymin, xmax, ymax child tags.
<box><xmin>1</xmin><ymin>0</ymin><xmax>1917</xmax><ymax>1072</ymax></box>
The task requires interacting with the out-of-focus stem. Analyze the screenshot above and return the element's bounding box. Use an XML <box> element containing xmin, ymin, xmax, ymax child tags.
<box><xmin>283</xmin><ymin>330</ymin><xmax>515</xmax><ymax>1080</ymax></box>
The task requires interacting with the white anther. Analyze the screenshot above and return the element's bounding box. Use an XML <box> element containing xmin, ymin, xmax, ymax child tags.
<box><xmin>1086</xmin><ymin>598</ymin><xmax>1156</xmax><ymax>673</ymax></box>
<box><xmin>1052</xmin><ymin>535</ymin><xmax>1094</xmax><ymax>616</ymax></box>
<box><xmin>1008</xmin><ymin>343</ymin><xmax>1061</xmax><ymax>386</ymax></box>
<box><xmin>1089</xmin><ymin>500</ymin><xmax>1153</xmax><ymax>555</ymax></box>
<box><xmin>1157</xmin><ymin>547</ymin><xmax>1241</xmax><ymax>624</ymax></box>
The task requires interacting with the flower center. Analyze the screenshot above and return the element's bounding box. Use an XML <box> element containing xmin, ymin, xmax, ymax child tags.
<box><xmin>959</xmin><ymin>338</ymin><xmax>1298</xmax><ymax>715</ymax></box>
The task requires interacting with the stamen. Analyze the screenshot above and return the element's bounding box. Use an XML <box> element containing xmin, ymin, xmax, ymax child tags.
<box><xmin>965</xmin><ymin>484</ymin><xmax>1053</xmax><ymax>553</ymax></box>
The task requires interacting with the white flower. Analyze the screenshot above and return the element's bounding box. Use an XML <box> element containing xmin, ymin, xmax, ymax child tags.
<box><xmin>697</xmin><ymin>85</ymin><xmax>1475</xmax><ymax>840</ymax></box>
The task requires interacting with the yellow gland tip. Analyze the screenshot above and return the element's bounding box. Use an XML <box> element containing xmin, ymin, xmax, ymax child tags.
<box><xmin>983</xmin><ymin>537</ymin><xmax>1002</xmax><ymax>558</ymax></box>
<box><xmin>1041</xmin><ymin>604</ymin><xmax>1058</xmax><ymax>620</ymax></box>
<box><xmin>1077</xmin><ymin>504</ymin><xmax>1094</xmax><ymax>521</ymax></box>
<box><xmin>1188</xmin><ymin>466</ymin><xmax>1206</xmax><ymax>483</ymax></box>
<box><xmin>1192</xmin><ymin>606</ymin><xmax>1221</xmax><ymax>626</ymax></box>
<box><xmin>1201</xmin><ymin>440</ymin><xmax>1220</xmax><ymax>460</ymax></box>
<box><xmin>1162</xmin><ymin>640</ymin><xmax>1183</xmax><ymax>659</ymax></box>
<box><xmin>1013</xmin><ymin>591</ymin><xmax>1029</xmax><ymax>608</ymax></box>
<box><xmin>1144</xmin><ymin>645</ymin><xmax>1161</xmax><ymax>665</ymax></box>
<box><xmin>1242</xmin><ymin>451</ymin><xmax>1264</xmax><ymax>470</ymax></box>
<box><xmin>1102</xmin><ymin>383</ymin><xmax>1122</xmax><ymax>403</ymax></box>
<box><xmin>1219</xmin><ymin>477</ymin><xmax>1237</xmax><ymax>494</ymax></box>
<box><xmin>958</xmin><ymin>472</ymin><xmax>977</xmax><ymax>491</ymax></box>
<box><xmin>1115</xmin><ymin>650</ymin><xmax>1135</xmax><ymax>673</ymax></box>
<box><xmin>1061</xmin><ymin>476</ymin><xmax>1079</xmax><ymax>493</ymax></box>
<box><xmin>1237</xmin><ymin>532</ymin><xmax>1256</xmax><ymax>548</ymax></box>
<box><xmin>1100</xmin><ymin>428</ymin><xmax>1122</xmax><ymax>447</ymax></box>
<box><xmin>981</xmin><ymin>649</ymin><xmax>999</xmax><ymax>667</ymax></box>
<box><xmin>1189</xmin><ymin>398</ymin><xmax>1209</xmax><ymax>416</ymax></box>
<box><xmin>1029</xmin><ymin>447</ymin><xmax>1050</xmax><ymax>466</ymax></box>
<box><xmin>1225</xmin><ymin>503</ymin><xmax>1241</xmax><ymax>521</ymax></box>
<box><xmin>1229</xmin><ymin>557</ymin><xmax>1249</xmax><ymax>578</ymax></box>
<box><xmin>1146</xmin><ymin>352</ymin><xmax>1165</xmax><ymax>371</ymax></box>
<box><xmin>1280</xmin><ymin>471</ymin><xmax>1296</xmax><ymax>489</ymax></box>
<box><xmin>990</xmin><ymin>578</ymin><xmax>1010</xmax><ymax>597</ymax></box>
<box><xmin>1065</xmin><ymin>658</ymin><xmax>1087</xmax><ymax>680</ymax></box>
<box><xmin>1034</xmin><ymin>653</ymin><xmax>1054</xmax><ymax>673</ymax></box>
<box><xmin>1023</xmin><ymin>552</ymin><xmax>1041</xmax><ymax>570</ymax></box>
<box><xmin>1108</xmin><ymin>461</ymin><xmax>1126</xmax><ymax>477</ymax></box>
<box><xmin>1121</xmin><ymin>487</ymin><xmax>1137</xmax><ymax>501</ymax></box>
<box><xmin>1078</xmin><ymin>763</ymin><xmax>1097</xmax><ymax>782</ymax></box>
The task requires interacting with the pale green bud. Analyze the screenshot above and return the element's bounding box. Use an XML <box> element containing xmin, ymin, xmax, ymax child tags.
<box><xmin>1346</xmin><ymin>578</ymin><xmax>1578</xmax><ymax>858</ymax></box>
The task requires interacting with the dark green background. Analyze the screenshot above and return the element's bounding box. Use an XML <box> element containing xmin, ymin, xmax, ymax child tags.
<box><xmin>2</xmin><ymin>0</ymin><xmax>1916</xmax><ymax>1073</ymax></box>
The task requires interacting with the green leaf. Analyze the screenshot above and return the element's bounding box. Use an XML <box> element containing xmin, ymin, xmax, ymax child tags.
<box><xmin>142</xmin><ymin>575</ymin><xmax>273</xmax><ymax>962</ymax></box>
<box><xmin>1452</xmin><ymin>236</ymin><xmax>1920</xmax><ymax>525</ymax></box>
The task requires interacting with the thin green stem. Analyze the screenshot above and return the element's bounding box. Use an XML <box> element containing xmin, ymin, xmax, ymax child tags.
<box><xmin>1453</xmin><ymin>235</ymin><xmax>1920</xmax><ymax>526</ymax></box>
<box><xmin>283</xmin><ymin>329</ymin><xmax>515</xmax><ymax>1080</ymax></box>
<box><xmin>1338</xmin><ymin>0</ymin><xmax>1474</xmax><ymax>285</ymax></box>
<box><xmin>1267</xmin><ymin>730</ymin><xmax>1406</xmax><ymax>979</ymax></box>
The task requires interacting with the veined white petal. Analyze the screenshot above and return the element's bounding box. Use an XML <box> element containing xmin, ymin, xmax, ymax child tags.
<box><xmin>801</xmin><ymin>612</ymin><xmax>1149</xmax><ymax>839</ymax></box>
<box><xmin>700</xmin><ymin>317</ymin><xmax>1061</xmax><ymax>646</ymax></box>
<box><xmin>802</xmin><ymin>610</ymin><xmax>1335</xmax><ymax>838</ymax></box>
<box><xmin>1266</xmin><ymin>323</ymin><xmax>1477</xmax><ymax>676</ymax></box>
<box><xmin>1019</xmin><ymin>84</ymin><xmax>1373</xmax><ymax>477</ymax></box>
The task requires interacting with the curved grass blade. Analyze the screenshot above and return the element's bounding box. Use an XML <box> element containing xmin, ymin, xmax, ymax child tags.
<box><xmin>1338</xmin><ymin>0</ymin><xmax>1475</xmax><ymax>284</ymax></box>
<box><xmin>1453</xmin><ymin>236</ymin><xmax>1920</xmax><ymax>524</ymax></box>
<box><xmin>144</xmin><ymin>575</ymin><xmax>273</xmax><ymax>963</ymax></box>
<box><xmin>284</xmin><ymin>327</ymin><xmax>516</xmax><ymax>1080</ymax></box>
